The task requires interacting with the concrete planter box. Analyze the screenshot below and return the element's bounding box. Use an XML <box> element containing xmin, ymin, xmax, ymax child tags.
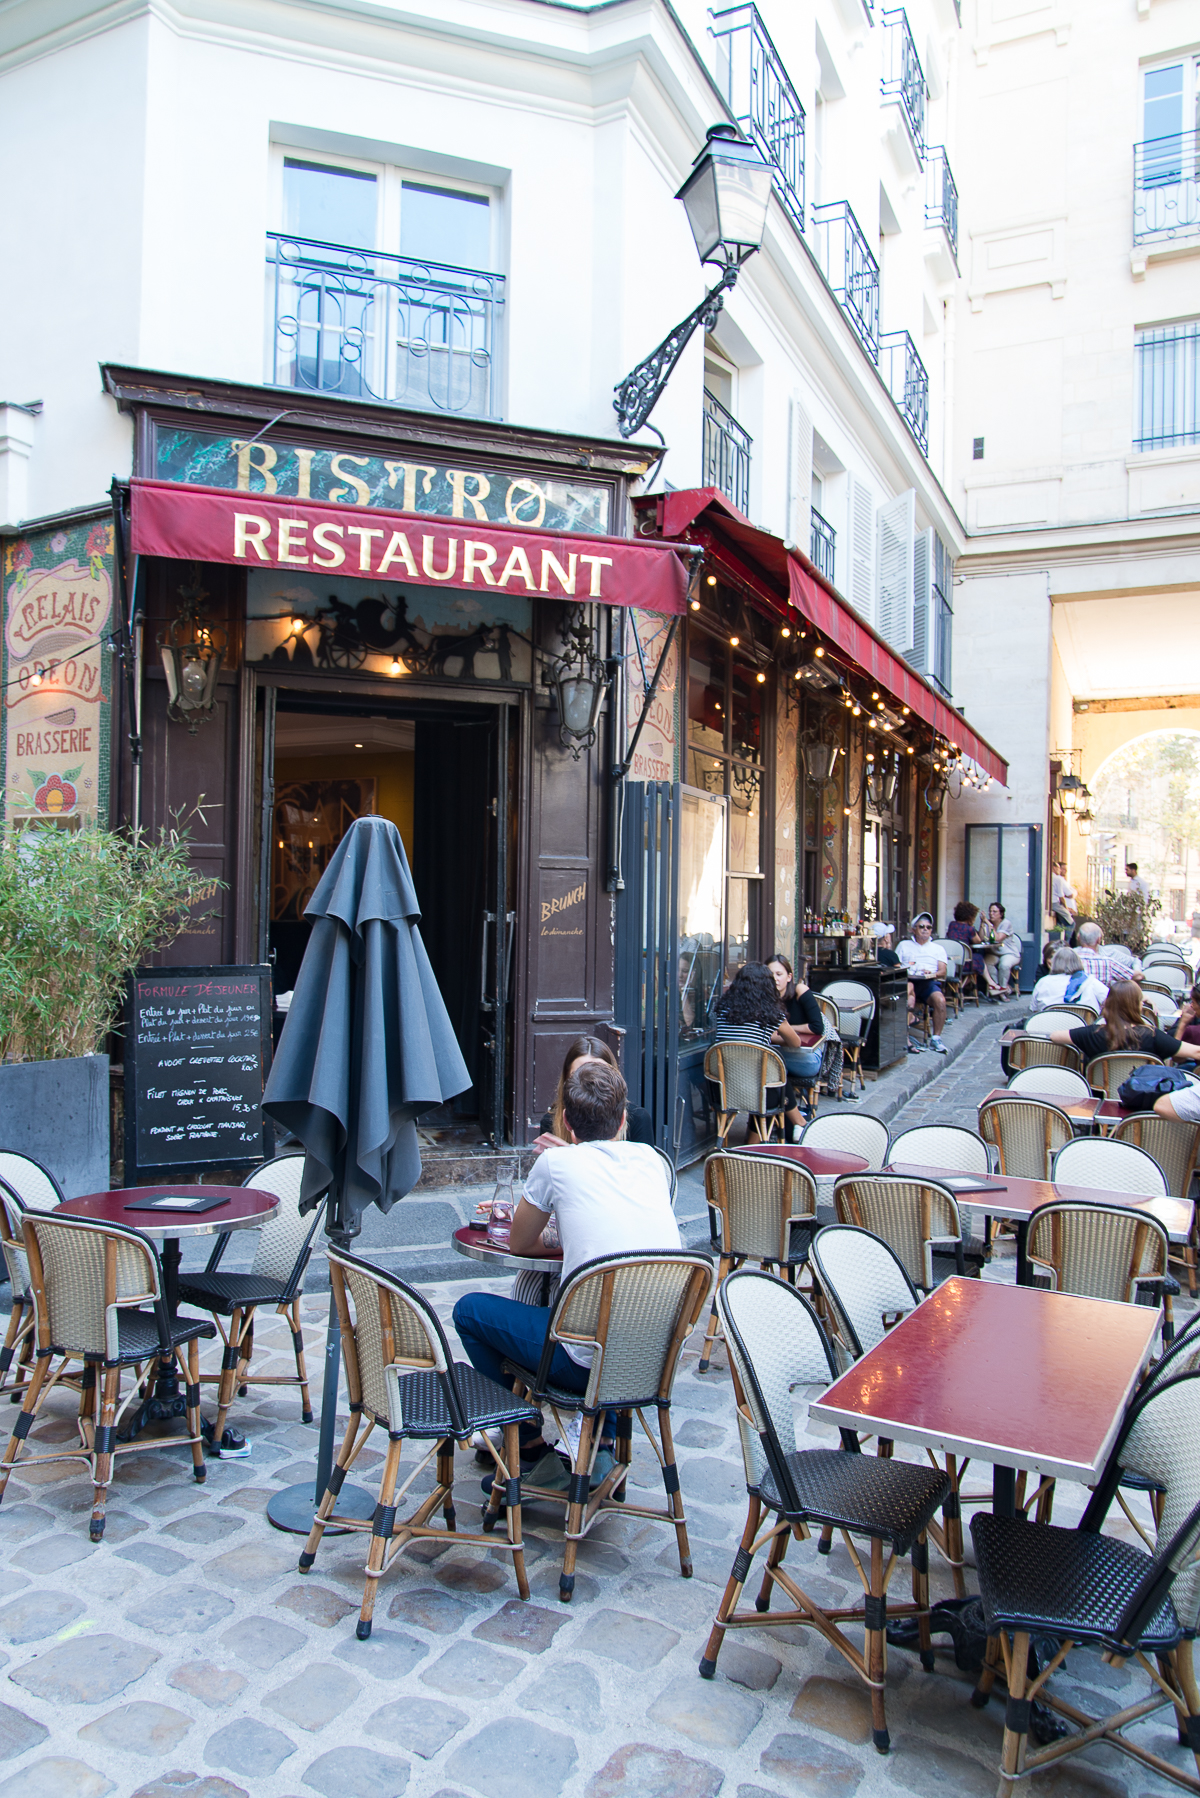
<box><xmin>0</xmin><ymin>1053</ymin><xmax>109</xmax><ymax>1199</ymax></box>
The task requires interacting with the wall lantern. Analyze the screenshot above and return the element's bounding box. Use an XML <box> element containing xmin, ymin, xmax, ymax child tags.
<box><xmin>159</xmin><ymin>567</ymin><xmax>225</xmax><ymax>732</ymax></box>
<box><xmin>1057</xmin><ymin>772</ymin><xmax>1084</xmax><ymax>815</ymax></box>
<box><xmin>546</xmin><ymin>609</ymin><xmax>609</xmax><ymax>760</ymax></box>
<box><xmin>869</xmin><ymin>763</ymin><xmax>899</xmax><ymax>811</ymax></box>
<box><xmin>1077</xmin><ymin>811</ymin><xmax>1093</xmax><ymax>839</ymax></box>
<box><xmin>613</xmin><ymin>124</ymin><xmax>773</xmax><ymax>438</ymax></box>
<box><xmin>802</xmin><ymin>738</ymin><xmax>841</xmax><ymax>784</ymax></box>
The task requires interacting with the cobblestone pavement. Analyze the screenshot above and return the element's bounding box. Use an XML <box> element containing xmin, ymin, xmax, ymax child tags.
<box><xmin>0</xmin><ymin>1014</ymin><xmax>1193</xmax><ymax>1798</ymax></box>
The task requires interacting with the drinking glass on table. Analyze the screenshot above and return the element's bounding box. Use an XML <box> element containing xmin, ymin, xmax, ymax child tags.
<box><xmin>486</xmin><ymin>1182</ymin><xmax>515</xmax><ymax>1246</ymax></box>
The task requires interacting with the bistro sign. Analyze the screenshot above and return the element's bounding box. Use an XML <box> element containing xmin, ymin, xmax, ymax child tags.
<box><xmin>130</xmin><ymin>482</ymin><xmax>688</xmax><ymax>616</ymax></box>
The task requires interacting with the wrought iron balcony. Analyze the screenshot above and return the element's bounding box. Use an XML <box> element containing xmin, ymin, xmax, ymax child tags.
<box><xmin>267</xmin><ymin>233</ymin><xmax>505</xmax><ymax>417</ymax></box>
<box><xmin>810</xmin><ymin>201</ymin><xmax>880</xmax><ymax>362</ymax></box>
<box><xmin>925</xmin><ymin>148</ymin><xmax>959</xmax><ymax>260</ymax></box>
<box><xmin>810</xmin><ymin>508</ymin><xmax>836</xmax><ymax>582</ymax></box>
<box><xmin>710</xmin><ymin>4</ymin><xmax>805</xmax><ymax>237</ymax></box>
<box><xmin>1135</xmin><ymin>322</ymin><xmax>1200</xmax><ymax>451</ymax></box>
<box><xmin>1133</xmin><ymin>135</ymin><xmax>1200</xmax><ymax>245</ymax></box>
<box><xmin>881</xmin><ymin>9</ymin><xmax>927</xmax><ymax>162</ymax></box>
<box><xmin>880</xmin><ymin>330</ymin><xmax>930</xmax><ymax>454</ymax></box>
<box><xmin>703</xmin><ymin>389</ymin><xmax>752</xmax><ymax>516</ymax></box>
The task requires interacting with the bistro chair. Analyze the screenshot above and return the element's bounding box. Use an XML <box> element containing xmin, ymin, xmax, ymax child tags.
<box><xmin>1053</xmin><ymin>1134</ymin><xmax>1170</xmax><ymax>1198</ymax></box>
<box><xmin>1025</xmin><ymin>1200</ymin><xmax>1173</xmax><ymax>1344</ymax></box>
<box><xmin>177</xmin><ymin>1154</ymin><xmax>324</xmax><ymax>1450</ymax></box>
<box><xmin>300</xmin><ymin>1247</ymin><xmax>540</xmax><ymax>1635</ymax></box>
<box><xmin>969</xmin><ymin>1369</ymin><xmax>1200</xmax><ymax>1797</ymax></box>
<box><xmin>888</xmin><ymin>1123</ymin><xmax>991</xmax><ymax>1174</ymax></box>
<box><xmin>699</xmin><ymin>1269</ymin><xmax>948</xmax><ymax>1753</ymax></box>
<box><xmin>833</xmin><ymin>1173</ymin><xmax>972</xmax><ymax>1292</ymax></box>
<box><xmin>1147</xmin><ymin>963</ymin><xmax>1191</xmax><ymax>994</ymax></box>
<box><xmin>1086</xmin><ymin>1051</ymin><xmax>1163</xmax><ymax>1099</ymax></box>
<box><xmin>1006</xmin><ymin>1066</ymin><xmax>1092</xmax><ymax>1102</ymax></box>
<box><xmin>1006</xmin><ymin>1036</ymin><xmax>1084</xmax><ymax>1076</ymax></box>
<box><xmin>1030</xmin><ymin>1001</ymin><xmax>1097</xmax><ymax>1024</ymax></box>
<box><xmin>1114</xmin><ymin>1112</ymin><xmax>1200</xmax><ymax>1294</ymax></box>
<box><xmin>0</xmin><ymin>1162</ymin><xmax>66</xmax><ymax>1399</ymax></box>
<box><xmin>979</xmin><ymin>1096</ymin><xmax>1074</xmax><ymax>1181</ymax></box>
<box><xmin>820</xmin><ymin>980</ymin><xmax>875</xmax><ymax>1098</ymax></box>
<box><xmin>704</xmin><ymin>1043</ymin><xmax>787</xmax><ymax>1149</ymax></box>
<box><xmin>811</xmin><ymin>994</ymin><xmax>845</xmax><ymax>1099</ymax></box>
<box><xmin>935</xmin><ymin>939</ymin><xmax>966</xmax><ymax>1018</ymax></box>
<box><xmin>1142</xmin><ymin>988</ymin><xmax>1181</xmax><ymax>1026</ymax></box>
<box><xmin>800</xmin><ymin>1112</ymin><xmax>890</xmax><ymax>1170</ymax></box>
<box><xmin>697</xmin><ymin>1152</ymin><xmax>820</xmax><ymax>1372</ymax></box>
<box><xmin>0</xmin><ymin>1213</ymin><xmax>213</xmax><ymax>1541</ymax></box>
<box><xmin>1144</xmin><ymin>942</ymin><xmax>1190</xmax><ymax>966</ymax></box>
<box><xmin>505</xmin><ymin>1249</ymin><xmax>714</xmax><ymax>1601</ymax></box>
<box><xmin>0</xmin><ymin>1151</ymin><xmax>66</xmax><ymax>1213</ymax></box>
<box><xmin>1024</xmin><ymin>1010</ymin><xmax>1086</xmax><ymax>1038</ymax></box>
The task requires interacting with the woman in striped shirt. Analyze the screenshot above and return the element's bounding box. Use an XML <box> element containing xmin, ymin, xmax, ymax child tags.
<box><xmin>714</xmin><ymin>961</ymin><xmax>809</xmax><ymax>1138</ymax></box>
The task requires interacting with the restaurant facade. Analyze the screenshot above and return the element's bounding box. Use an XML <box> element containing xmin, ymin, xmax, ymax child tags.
<box><xmin>1</xmin><ymin>369</ymin><xmax>1005</xmax><ymax>1165</ymax></box>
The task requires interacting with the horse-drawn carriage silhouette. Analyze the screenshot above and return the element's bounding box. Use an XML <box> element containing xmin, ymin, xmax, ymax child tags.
<box><xmin>287</xmin><ymin>591</ymin><xmax>504</xmax><ymax>679</ymax></box>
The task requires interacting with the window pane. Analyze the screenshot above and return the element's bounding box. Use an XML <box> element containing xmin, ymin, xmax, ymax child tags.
<box><xmin>401</xmin><ymin>182</ymin><xmax>492</xmax><ymax>269</ymax></box>
<box><xmin>1001</xmin><ymin>826</ymin><xmax>1035</xmax><ymax>934</ymax></box>
<box><xmin>730</xmin><ymin>663</ymin><xmax>763</xmax><ymax>762</ymax></box>
<box><xmin>687</xmin><ymin>636</ymin><xmax>725</xmax><ymax>754</ymax></box>
<box><xmin>1144</xmin><ymin>65</ymin><xmax>1183</xmax><ymax>141</ymax></box>
<box><xmin>678</xmin><ymin>790</ymin><xmax>726</xmax><ymax>1040</ymax></box>
<box><xmin>966</xmin><ymin>825</ymin><xmax>999</xmax><ymax>920</ymax></box>
<box><xmin>726</xmin><ymin>877</ymin><xmax>759</xmax><ymax>973</ymax></box>
<box><xmin>687</xmin><ymin>749</ymin><xmax>725</xmax><ymax>796</ymax></box>
<box><xmin>283</xmin><ymin>159</ymin><xmax>377</xmax><ymax>249</ymax></box>
<box><xmin>728</xmin><ymin>765</ymin><xmax>761</xmax><ymax>874</ymax></box>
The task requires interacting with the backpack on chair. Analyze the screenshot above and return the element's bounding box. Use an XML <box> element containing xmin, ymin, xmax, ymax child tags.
<box><xmin>1116</xmin><ymin>1065</ymin><xmax>1192</xmax><ymax>1111</ymax></box>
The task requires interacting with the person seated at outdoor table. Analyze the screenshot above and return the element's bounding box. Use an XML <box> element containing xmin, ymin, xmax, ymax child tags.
<box><xmin>983</xmin><ymin>899</ymin><xmax>1023</xmax><ymax>996</ymax></box>
<box><xmin>1029</xmin><ymin>945</ymin><xmax>1108</xmax><ymax>1015</ymax></box>
<box><xmin>872</xmin><ymin>922</ymin><xmax>901</xmax><ymax>967</ymax></box>
<box><xmin>453</xmin><ymin>1060</ymin><xmax>680</xmax><ymax>1490</ymax></box>
<box><xmin>713</xmin><ymin>960</ymin><xmax>808</xmax><ymax>1139</ymax></box>
<box><xmin>765</xmin><ymin>953</ymin><xmax>828</xmax><ymax>1135</ymax></box>
<box><xmin>947</xmin><ymin>899</ymin><xmax>1008</xmax><ymax>1001</ymax></box>
<box><xmin>895</xmin><ymin>912</ymin><xmax>949</xmax><ymax>1052</ymax></box>
<box><xmin>1152</xmin><ymin>1028</ymin><xmax>1200</xmax><ymax>1120</ymax></box>
<box><xmin>1172</xmin><ymin>985</ymin><xmax>1200</xmax><ymax>1049</ymax></box>
<box><xmin>532</xmin><ymin>1034</ymin><xmax>653</xmax><ymax>1153</ymax></box>
<box><xmin>1044</xmin><ymin>980</ymin><xmax>1200</xmax><ymax>1068</ymax></box>
<box><xmin>1074</xmin><ymin>919</ymin><xmax>1144</xmax><ymax>986</ymax></box>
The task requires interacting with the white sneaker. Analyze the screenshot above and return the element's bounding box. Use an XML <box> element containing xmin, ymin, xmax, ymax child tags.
<box><xmin>930</xmin><ymin>1035</ymin><xmax>948</xmax><ymax>1054</ymax></box>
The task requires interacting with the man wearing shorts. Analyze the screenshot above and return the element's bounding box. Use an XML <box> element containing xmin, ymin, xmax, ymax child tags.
<box><xmin>895</xmin><ymin>912</ymin><xmax>948</xmax><ymax>1053</ymax></box>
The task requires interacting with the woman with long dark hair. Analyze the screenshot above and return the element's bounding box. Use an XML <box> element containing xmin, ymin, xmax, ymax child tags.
<box><xmin>947</xmin><ymin>900</ymin><xmax>1006</xmax><ymax>1000</ymax></box>
<box><xmin>1046</xmin><ymin>980</ymin><xmax>1200</xmax><ymax>1064</ymax></box>
<box><xmin>714</xmin><ymin>960</ymin><xmax>808</xmax><ymax>1139</ymax></box>
<box><xmin>534</xmin><ymin>1034</ymin><xmax>654</xmax><ymax>1151</ymax></box>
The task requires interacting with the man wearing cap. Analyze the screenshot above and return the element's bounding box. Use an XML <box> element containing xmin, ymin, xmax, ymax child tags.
<box><xmin>895</xmin><ymin>913</ymin><xmax>949</xmax><ymax>1053</ymax></box>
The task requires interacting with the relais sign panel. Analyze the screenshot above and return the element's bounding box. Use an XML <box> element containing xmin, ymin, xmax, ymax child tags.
<box><xmin>1</xmin><ymin>515</ymin><xmax>113</xmax><ymax>831</ymax></box>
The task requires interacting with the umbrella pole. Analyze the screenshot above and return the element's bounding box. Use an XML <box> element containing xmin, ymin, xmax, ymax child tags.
<box><xmin>267</xmin><ymin>1273</ymin><xmax>375</xmax><ymax>1537</ymax></box>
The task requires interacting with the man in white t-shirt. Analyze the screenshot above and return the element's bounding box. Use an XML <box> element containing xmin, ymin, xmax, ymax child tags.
<box><xmin>895</xmin><ymin>912</ymin><xmax>949</xmax><ymax>1053</ymax></box>
<box><xmin>452</xmin><ymin>1061</ymin><xmax>680</xmax><ymax>1473</ymax></box>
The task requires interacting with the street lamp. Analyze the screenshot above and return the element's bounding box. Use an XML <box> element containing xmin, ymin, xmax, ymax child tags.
<box><xmin>1058</xmin><ymin>772</ymin><xmax>1084</xmax><ymax>815</ymax></box>
<box><xmin>613</xmin><ymin>124</ymin><xmax>773</xmax><ymax>438</ymax></box>
<box><xmin>159</xmin><ymin>566</ymin><xmax>225</xmax><ymax>732</ymax></box>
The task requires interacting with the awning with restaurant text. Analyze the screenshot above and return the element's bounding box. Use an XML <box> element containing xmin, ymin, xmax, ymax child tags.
<box><xmin>129</xmin><ymin>479</ymin><xmax>689</xmax><ymax>615</ymax></box>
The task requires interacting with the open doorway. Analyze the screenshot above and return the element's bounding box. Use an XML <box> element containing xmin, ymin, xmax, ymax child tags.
<box><xmin>265</xmin><ymin>696</ymin><xmax>514</xmax><ymax>1146</ymax></box>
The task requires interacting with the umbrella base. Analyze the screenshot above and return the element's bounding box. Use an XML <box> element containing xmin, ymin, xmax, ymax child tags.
<box><xmin>266</xmin><ymin>1479</ymin><xmax>376</xmax><ymax>1537</ymax></box>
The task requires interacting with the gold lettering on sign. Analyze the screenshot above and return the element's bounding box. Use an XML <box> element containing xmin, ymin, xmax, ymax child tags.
<box><xmin>505</xmin><ymin>478</ymin><xmax>547</xmax><ymax>529</ymax></box>
<box><xmin>385</xmin><ymin>462</ymin><xmax>435</xmax><ymax>512</ymax></box>
<box><xmin>539</xmin><ymin>550</ymin><xmax>576</xmax><ymax>595</ymax></box>
<box><xmin>293</xmin><ymin>447</ymin><xmax>316</xmax><ymax>500</ymax></box>
<box><xmin>378</xmin><ymin>531</ymin><xmax>417</xmax><ymax>576</ymax></box>
<box><xmin>329</xmin><ymin>455</ymin><xmax>371</xmax><ymax>505</ymax></box>
<box><xmin>311</xmin><ymin>523</ymin><xmax>345</xmax><ymax>568</ymax></box>
<box><xmin>449</xmin><ymin>470</ymin><xmax>491</xmax><ymax>520</ymax></box>
<box><xmin>540</xmin><ymin>882</ymin><xmax>586</xmax><ymax>924</ymax></box>
<box><xmin>232</xmin><ymin>442</ymin><xmax>278</xmax><ymax>494</ymax></box>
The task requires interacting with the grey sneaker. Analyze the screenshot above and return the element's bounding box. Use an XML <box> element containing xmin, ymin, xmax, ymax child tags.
<box><xmin>929</xmin><ymin>1034</ymin><xmax>948</xmax><ymax>1054</ymax></box>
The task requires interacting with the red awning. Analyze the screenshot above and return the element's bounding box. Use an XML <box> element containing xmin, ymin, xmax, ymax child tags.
<box><xmin>647</xmin><ymin>488</ymin><xmax>1008</xmax><ymax>785</ymax></box>
<box><xmin>130</xmin><ymin>479</ymin><xmax>689</xmax><ymax>616</ymax></box>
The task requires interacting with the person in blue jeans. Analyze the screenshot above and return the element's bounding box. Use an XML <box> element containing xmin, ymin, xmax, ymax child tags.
<box><xmin>453</xmin><ymin>1060</ymin><xmax>680</xmax><ymax>1491</ymax></box>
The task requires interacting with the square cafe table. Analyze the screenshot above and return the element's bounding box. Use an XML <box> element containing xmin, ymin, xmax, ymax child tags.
<box><xmin>809</xmin><ymin>1277</ymin><xmax>1160</xmax><ymax>1515</ymax></box>
<box><xmin>978</xmin><ymin>1086</ymin><xmax>1101</xmax><ymax>1125</ymax></box>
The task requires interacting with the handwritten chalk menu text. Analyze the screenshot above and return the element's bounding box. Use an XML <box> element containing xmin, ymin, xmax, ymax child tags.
<box><xmin>126</xmin><ymin>966</ymin><xmax>273</xmax><ymax>1179</ymax></box>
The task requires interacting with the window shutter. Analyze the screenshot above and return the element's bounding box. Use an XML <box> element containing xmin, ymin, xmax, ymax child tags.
<box><xmin>876</xmin><ymin>490</ymin><xmax>915</xmax><ymax>652</ymax></box>
<box><xmin>787</xmin><ymin>394</ymin><xmax>813</xmax><ymax>551</ymax></box>
<box><xmin>848</xmin><ymin>476</ymin><xmax>875</xmax><ymax>624</ymax></box>
<box><xmin>911</xmin><ymin>527</ymin><xmax>933</xmax><ymax>671</ymax></box>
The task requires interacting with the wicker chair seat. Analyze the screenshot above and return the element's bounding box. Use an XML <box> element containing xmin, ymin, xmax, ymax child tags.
<box><xmin>382</xmin><ymin>1364</ymin><xmax>539</xmax><ymax>1440</ymax></box>
<box><xmin>502</xmin><ymin>1358</ymin><xmax>665</xmax><ymax>1416</ymax></box>
<box><xmin>90</xmin><ymin>1310</ymin><xmax>216</xmax><ymax>1365</ymax></box>
<box><xmin>177</xmin><ymin>1272</ymin><xmax>289</xmax><ymax>1311</ymax></box>
<box><xmin>972</xmin><ymin>1513</ymin><xmax>1180</xmax><ymax>1651</ymax></box>
<box><xmin>760</xmin><ymin>1448</ymin><xmax>948</xmax><ymax>1553</ymax></box>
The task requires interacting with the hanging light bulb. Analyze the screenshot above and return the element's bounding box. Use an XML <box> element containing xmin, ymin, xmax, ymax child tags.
<box><xmin>814</xmin><ymin>645</ymin><xmax>825</xmax><ymax>658</ymax></box>
<box><xmin>852</xmin><ymin>704</ymin><xmax>861</xmax><ymax>716</ymax></box>
<box><xmin>706</xmin><ymin>574</ymin><xmax>717</xmax><ymax>586</ymax></box>
<box><xmin>780</xmin><ymin>626</ymin><xmax>791</xmax><ymax>639</ymax></box>
<box><xmin>390</xmin><ymin>657</ymin><xmax>402</xmax><ymax>675</ymax></box>
<box><xmin>756</xmin><ymin>671</ymin><xmax>766</xmax><ymax>683</ymax></box>
<box><xmin>689</xmin><ymin>597</ymin><xmax>701</xmax><ymax>611</ymax></box>
<box><xmin>729</xmin><ymin>633</ymin><xmax>740</xmax><ymax>647</ymax></box>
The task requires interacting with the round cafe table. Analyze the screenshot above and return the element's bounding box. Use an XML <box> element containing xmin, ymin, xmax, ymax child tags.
<box><xmin>452</xmin><ymin>1225</ymin><xmax>562</xmax><ymax>1305</ymax></box>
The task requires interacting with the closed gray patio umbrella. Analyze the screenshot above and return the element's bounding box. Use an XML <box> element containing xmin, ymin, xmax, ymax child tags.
<box><xmin>262</xmin><ymin>814</ymin><xmax>470</xmax><ymax>1531</ymax></box>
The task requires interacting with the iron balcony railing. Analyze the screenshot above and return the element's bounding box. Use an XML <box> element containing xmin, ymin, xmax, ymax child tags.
<box><xmin>1133</xmin><ymin>134</ymin><xmax>1200</xmax><ymax>245</ymax></box>
<box><xmin>710</xmin><ymin>4</ymin><xmax>806</xmax><ymax>237</ymax></box>
<box><xmin>881</xmin><ymin>9</ymin><xmax>927</xmax><ymax>161</ymax></box>
<box><xmin>880</xmin><ymin>330</ymin><xmax>930</xmax><ymax>454</ymax></box>
<box><xmin>810</xmin><ymin>508</ymin><xmax>836</xmax><ymax>582</ymax></box>
<box><xmin>267</xmin><ymin>233</ymin><xmax>505</xmax><ymax>417</ymax></box>
<box><xmin>703</xmin><ymin>389</ymin><xmax>752</xmax><ymax>515</ymax></box>
<box><xmin>925</xmin><ymin>148</ymin><xmax>959</xmax><ymax>260</ymax></box>
<box><xmin>1135</xmin><ymin>322</ymin><xmax>1200</xmax><ymax>451</ymax></box>
<box><xmin>810</xmin><ymin>201</ymin><xmax>880</xmax><ymax>362</ymax></box>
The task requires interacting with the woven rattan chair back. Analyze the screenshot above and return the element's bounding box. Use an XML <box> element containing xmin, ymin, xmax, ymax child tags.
<box><xmin>547</xmin><ymin>1251</ymin><xmax>714</xmax><ymax>1412</ymax></box>
<box><xmin>23</xmin><ymin>1214</ymin><xmax>159</xmax><ymax>1361</ymax></box>
<box><xmin>1052</xmin><ymin>1137</ymin><xmax>1169</xmax><ymax>1198</ymax></box>
<box><xmin>979</xmin><ymin>1097</ymin><xmax>1074</xmax><ymax>1180</ymax></box>
<box><xmin>1025</xmin><ymin>1202</ymin><xmax>1169</xmax><ymax>1307</ymax></box>
<box><xmin>813</xmin><ymin>995</ymin><xmax>841</xmax><ymax>1039</ymax></box>
<box><xmin>1034</xmin><ymin>1002</ymin><xmax>1099</xmax><ymax>1023</ymax></box>
<box><xmin>800</xmin><ymin>1113</ymin><xmax>890</xmax><ymax>1171</ymax></box>
<box><xmin>1006</xmin><ymin>1067</ymin><xmax>1092</xmax><ymax>1100</ymax></box>
<box><xmin>1113</xmin><ymin>1114</ymin><xmax>1200</xmax><ymax>1199</ymax></box>
<box><xmin>240</xmin><ymin>1155</ymin><xmax>321</xmax><ymax>1287</ymax></box>
<box><xmin>0</xmin><ymin>1180</ymin><xmax>30</xmax><ymax>1299</ymax></box>
<box><xmin>1025</xmin><ymin>1010</ymin><xmax>1086</xmax><ymax>1038</ymax></box>
<box><xmin>888</xmin><ymin>1124</ymin><xmax>990</xmax><ymax>1174</ymax></box>
<box><xmin>0</xmin><ymin>1152</ymin><xmax>65</xmax><ymax>1213</ymax></box>
<box><xmin>1147</xmin><ymin>962</ymin><xmax>1191</xmax><ymax>992</ymax></box>
<box><xmin>329</xmin><ymin>1248</ymin><xmax>453</xmax><ymax>1430</ymax></box>
<box><xmin>820</xmin><ymin>981</ymin><xmax>875</xmax><ymax>1042</ymax></box>
<box><xmin>717</xmin><ymin>1269</ymin><xmax>838</xmax><ymax>1500</ymax></box>
<box><xmin>1116</xmin><ymin>1373</ymin><xmax>1200</xmax><ymax>1632</ymax></box>
<box><xmin>809</xmin><ymin>1224</ymin><xmax>920</xmax><ymax>1361</ymax></box>
<box><xmin>1140</xmin><ymin>985</ymin><xmax>1180</xmax><ymax>1016</ymax></box>
<box><xmin>833</xmin><ymin>1174</ymin><xmax>962</xmax><ymax>1292</ymax></box>
<box><xmin>703</xmin><ymin>1043</ymin><xmax>786</xmax><ymax>1118</ymax></box>
<box><xmin>1085</xmin><ymin>1052</ymin><xmax>1163</xmax><ymax>1099</ymax></box>
<box><xmin>1006</xmin><ymin>1037</ymin><xmax>1085</xmax><ymax>1075</ymax></box>
<box><xmin>939</xmin><ymin>939</ymin><xmax>965</xmax><ymax>973</ymax></box>
<box><xmin>652</xmin><ymin>1146</ymin><xmax>679</xmax><ymax>1207</ymax></box>
<box><xmin>1144</xmin><ymin>944</ymin><xmax>1190</xmax><ymax>967</ymax></box>
<box><xmin>706</xmin><ymin>1152</ymin><xmax>817</xmax><ymax>1262</ymax></box>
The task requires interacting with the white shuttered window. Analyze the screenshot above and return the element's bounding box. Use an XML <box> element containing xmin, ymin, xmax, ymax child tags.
<box><xmin>876</xmin><ymin>490</ymin><xmax>915</xmax><ymax>652</ymax></box>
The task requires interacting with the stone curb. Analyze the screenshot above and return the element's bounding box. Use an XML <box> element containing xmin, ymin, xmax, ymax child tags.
<box><xmin>850</xmin><ymin>1002</ymin><xmax>1008</xmax><ymax>1127</ymax></box>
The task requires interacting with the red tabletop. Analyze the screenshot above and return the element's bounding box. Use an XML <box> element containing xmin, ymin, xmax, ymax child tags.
<box><xmin>57</xmin><ymin>1185</ymin><xmax>277</xmax><ymax>1239</ymax></box>
<box><xmin>452</xmin><ymin>1224</ymin><xmax>562</xmax><ymax>1274</ymax></box>
<box><xmin>730</xmin><ymin>1144</ymin><xmax>870</xmax><ymax>1178</ymax></box>
<box><xmin>1097</xmin><ymin>1099</ymin><xmax>1132</xmax><ymax>1124</ymax></box>
<box><xmin>886</xmin><ymin>1164</ymin><xmax>1193</xmax><ymax>1243</ymax></box>
<box><xmin>810</xmin><ymin>1277</ymin><xmax>1159</xmax><ymax>1484</ymax></box>
<box><xmin>979</xmin><ymin>1087</ymin><xmax>1100</xmax><ymax>1122</ymax></box>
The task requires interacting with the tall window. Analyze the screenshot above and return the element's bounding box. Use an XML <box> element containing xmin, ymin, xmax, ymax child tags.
<box><xmin>687</xmin><ymin>626</ymin><xmax>766</xmax><ymax>974</ymax></box>
<box><xmin>1135</xmin><ymin>319</ymin><xmax>1200</xmax><ymax>451</ymax></box>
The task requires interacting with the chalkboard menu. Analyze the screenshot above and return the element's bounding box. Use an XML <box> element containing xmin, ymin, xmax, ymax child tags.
<box><xmin>125</xmin><ymin>965</ymin><xmax>274</xmax><ymax>1180</ymax></box>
